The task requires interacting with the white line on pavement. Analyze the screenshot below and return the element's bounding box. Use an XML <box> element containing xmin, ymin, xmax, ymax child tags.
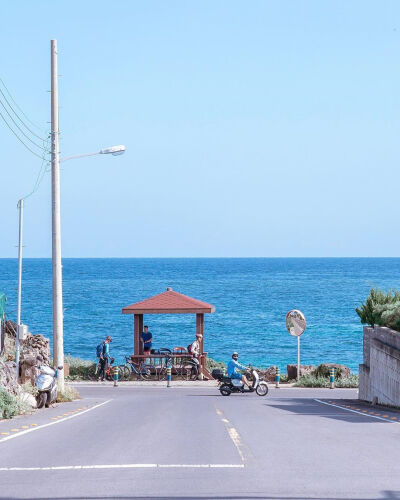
<box><xmin>0</xmin><ymin>464</ymin><xmax>244</xmax><ymax>471</ymax></box>
<box><xmin>314</xmin><ymin>399</ymin><xmax>400</xmax><ymax>424</ymax></box>
<box><xmin>0</xmin><ymin>400</ymin><xmax>112</xmax><ymax>444</ymax></box>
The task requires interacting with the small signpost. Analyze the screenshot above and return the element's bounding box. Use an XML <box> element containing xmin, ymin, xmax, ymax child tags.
<box><xmin>285</xmin><ymin>309</ymin><xmax>307</xmax><ymax>382</ymax></box>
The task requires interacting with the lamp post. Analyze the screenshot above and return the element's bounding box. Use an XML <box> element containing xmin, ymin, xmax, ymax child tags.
<box><xmin>51</xmin><ymin>39</ymin><xmax>125</xmax><ymax>390</ymax></box>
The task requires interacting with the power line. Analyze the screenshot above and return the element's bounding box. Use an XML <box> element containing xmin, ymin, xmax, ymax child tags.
<box><xmin>22</xmin><ymin>135</ymin><xmax>51</xmax><ymax>200</ymax></box>
<box><xmin>0</xmin><ymin>108</ymin><xmax>49</xmax><ymax>159</ymax></box>
<box><xmin>0</xmin><ymin>77</ymin><xmax>44</xmax><ymax>132</ymax></box>
<box><xmin>0</xmin><ymin>87</ymin><xmax>45</xmax><ymax>141</ymax></box>
<box><xmin>0</xmin><ymin>97</ymin><xmax>47</xmax><ymax>150</ymax></box>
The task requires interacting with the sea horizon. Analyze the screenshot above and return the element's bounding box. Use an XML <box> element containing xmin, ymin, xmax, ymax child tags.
<box><xmin>2</xmin><ymin>257</ymin><xmax>400</xmax><ymax>373</ymax></box>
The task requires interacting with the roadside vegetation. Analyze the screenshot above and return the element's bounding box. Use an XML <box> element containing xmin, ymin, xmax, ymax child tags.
<box><xmin>57</xmin><ymin>385</ymin><xmax>81</xmax><ymax>402</ymax></box>
<box><xmin>356</xmin><ymin>287</ymin><xmax>400</xmax><ymax>331</ymax></box>
<box><xmin>64</xmin><ymin>354</ymin><xmax>95</xmax><ymax>380</ymax></box>
<box><xmin>294</xmin><ymin>374</ymin><xmax>358</xmax><ymax>388</ymax></box>
<box><xmin>0</xmin><ymin>387</ymin><xmax>19</xmax><ymax>419</ymax></box>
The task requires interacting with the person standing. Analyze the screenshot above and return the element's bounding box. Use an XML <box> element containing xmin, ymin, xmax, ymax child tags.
<box><xmin>98</xmin><ymin>335</ymin><xmax>112</xmax><ymax>381</ymax></box>
<box><xmin>141</xmin><ymin>325</ymin><xmax>152</xmax><ymax>362</ymax></box>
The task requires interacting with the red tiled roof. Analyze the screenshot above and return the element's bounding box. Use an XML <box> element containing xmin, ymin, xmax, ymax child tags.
<box><xmin>122</xmin><ymin>288</ymin><xmax>215</xmax><ymax>314</ymax></box>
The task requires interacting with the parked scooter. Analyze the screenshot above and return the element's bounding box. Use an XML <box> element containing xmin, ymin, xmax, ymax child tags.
<box><xmin>35</xmin><ymin>365</ymin><xmax>62</xmax><ymax>408</ymax></box>
<box><xmin>212</xmin><ymin>367</ymin><xmax>269</xmax><ymax>396</ymax></box>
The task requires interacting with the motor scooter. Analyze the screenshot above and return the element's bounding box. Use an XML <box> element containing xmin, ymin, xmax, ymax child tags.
<box><xmin>212</xmin><ymin>367</ymin><xmax>269</xmax><ymax>396</ymax></box>
<box><xmin>35</xmin><ymin>365</ymin><xmax>62</xmax><ymax>408</ymax></box>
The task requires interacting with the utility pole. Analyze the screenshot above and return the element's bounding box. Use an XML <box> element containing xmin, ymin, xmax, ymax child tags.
<box><xmin>51</xmin><ymin>39</ymin><xmax>64</xmax><ymax>390</ymax></box>
<box><xmin>15</xmin><ymin>198</ymin><xmax>24</xmax><ymax>377</ymax></box>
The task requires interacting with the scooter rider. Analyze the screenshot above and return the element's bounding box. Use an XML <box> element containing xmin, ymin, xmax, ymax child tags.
<box><xmin>227</xmin><ymin>352</ymin><xmax>251</xmax><ymax>387</ymax></box>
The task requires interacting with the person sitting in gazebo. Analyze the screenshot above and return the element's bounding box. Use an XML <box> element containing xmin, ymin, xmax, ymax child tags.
<box><xmin>189</xmin><ymin>333</ymin><xmax>202</xmax><ymax>368</ymax></box>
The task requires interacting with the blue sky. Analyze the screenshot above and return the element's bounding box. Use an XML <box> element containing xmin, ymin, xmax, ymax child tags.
<box><xmin>1</xmin><ymin>1</ymin><xmax>399</xmax><ymax>257</ymax></box>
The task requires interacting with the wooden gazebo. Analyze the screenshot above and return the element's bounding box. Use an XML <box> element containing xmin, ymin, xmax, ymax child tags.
<box><xmin>122</xmin><ymin>287</ymin><xmax>216</xmax><ymax>378</ymax></box>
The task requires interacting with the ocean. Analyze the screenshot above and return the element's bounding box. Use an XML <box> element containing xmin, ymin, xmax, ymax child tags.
<box><xmin>1</xmin><ymin>258</ymin><xmax>399</xmax><ymax>372</ymax></box>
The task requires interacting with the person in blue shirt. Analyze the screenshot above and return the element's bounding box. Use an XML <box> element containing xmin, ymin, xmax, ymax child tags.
<box><xmin>227</xmin><ymin>352</ymin><xmax>251</xmax><ymax>387</ymax></box>
<box><xmin>141</xmin><ymin>325</ymin><xmax>153</xmax><ymax>353</ymax></box>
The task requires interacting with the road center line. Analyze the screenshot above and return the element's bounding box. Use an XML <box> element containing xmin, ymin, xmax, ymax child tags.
<box><xmin>215</xmin><ymin>408</ymin><xmax>248</xmax><ymax>463</ymax></box>
<box><xmin>0</xmin><ymin>463</ymin><xmax>245</xmax><ymax>471</ymax></box>
<box><xmin>0</xmin><ymin>400</ymin><xmax>112</xmax><ymax>444</ymax></box>
<box><xmin>314</xmin><ymin>399</ymin><xmax>400</xmax><ymax>424</ymax></box>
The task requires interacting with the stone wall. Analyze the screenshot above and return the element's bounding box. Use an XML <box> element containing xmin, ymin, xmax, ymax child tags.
<box><xmin>359</xmin><ymin>325</ymin><xmax>400</xmax><ymax>407</ymax></box>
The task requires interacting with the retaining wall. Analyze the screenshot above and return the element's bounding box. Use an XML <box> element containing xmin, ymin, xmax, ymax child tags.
<box><xmin>359</xmin><ymin>325</ymin><xmax>400</xmax><ymax>407</ymax></box>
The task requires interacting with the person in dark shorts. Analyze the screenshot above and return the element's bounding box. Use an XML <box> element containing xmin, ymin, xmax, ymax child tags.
<box><xmin>141</xmin><ymin>325</ymin><xmax>152</xmax><ymax>362</ymax></box>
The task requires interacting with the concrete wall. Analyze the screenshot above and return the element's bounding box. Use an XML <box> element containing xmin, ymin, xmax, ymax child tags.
<box><xmin>359</xmin><ymin>325</ymin><xmax>400</xmax><ymax>407</ymax></box>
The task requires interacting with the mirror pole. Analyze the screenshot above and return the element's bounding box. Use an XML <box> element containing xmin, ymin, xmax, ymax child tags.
<box><xmin>297</xmin><ymin>336</ymin><xmax>300</xmax><ymax>382</ymax></box>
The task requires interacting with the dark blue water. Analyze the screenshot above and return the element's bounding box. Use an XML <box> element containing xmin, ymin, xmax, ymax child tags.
<box><xmin>1</xmin><ymin>258</ymin><xmax>399</xmax><ymax>372</ymax></box>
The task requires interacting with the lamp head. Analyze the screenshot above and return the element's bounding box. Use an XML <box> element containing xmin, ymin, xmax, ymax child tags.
<box><xmin>99</xmin><ymin>145</ymin><xmax>126</xmax><ymax>156</ymax></box>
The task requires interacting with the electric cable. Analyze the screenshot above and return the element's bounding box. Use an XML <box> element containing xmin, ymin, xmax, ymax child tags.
<box><xmin>0</xmin><ymin>108</ymin><xmax>48</xmax><ymax>159</ymax></box>
<box><xmin>0</xmin><ymin>87</ymin><xmax>45</xmax><ymax>141</ymax></box>
<box><xmin>0</xmin><ymin>97</ymin><xmax>47</xmax><ymax>150</ymax></box>
<box><xmin>20</xmin><ymin>134</ymin><xmax>51</xmax><ymax>201</ymax></box>
<box><xmin>0</xmin><ymin>77</ymin><xmax>44</xmax><ymax>131</ymax></box>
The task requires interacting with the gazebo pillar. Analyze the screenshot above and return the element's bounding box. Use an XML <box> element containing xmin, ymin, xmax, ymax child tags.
<box><xmin>196</xmin><ymin>313</ymin><xmax>205</xmax><ymax>372</ymax></box>
<box><xmin>134</xmin><ymin>314</ymin><xmax>144</xmax><ymax>356</ymax></box>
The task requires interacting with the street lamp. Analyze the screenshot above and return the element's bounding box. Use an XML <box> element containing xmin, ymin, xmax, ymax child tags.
<box><xmin>51</xmin><ymin>38</ymin><xmax>125</xmax><ymax>391</ymax></box>
<box><xmin>60</xmin><ymin>145</ymin><xmax>126</xmax><ymax>163</ymax></box>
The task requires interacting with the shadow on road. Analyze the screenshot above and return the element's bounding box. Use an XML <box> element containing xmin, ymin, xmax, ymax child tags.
<box><xmin>265</xmin><ymin>398</ymin><xmax>400</xmax><ymax>424</ymax></box>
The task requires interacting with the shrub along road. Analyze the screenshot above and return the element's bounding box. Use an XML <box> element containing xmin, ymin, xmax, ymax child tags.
<box><xmin>0</xmin><ymin>385</ymin><xmax>399</xmax><ymax>499</ymax></box>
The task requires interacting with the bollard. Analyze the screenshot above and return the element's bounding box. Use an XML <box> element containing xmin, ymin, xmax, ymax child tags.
<box><xmin>275</xmin><ymin>366</ymin><xmax>280</xmax><ymax>389</ymax></box>
<box><xmin>329</xmin><ymin>367</ymin><xmax>335</xmax><ymax>389</ymax></box>
<box><xmin>167</xmin><ymin>366</ymin><xmax>172</xmax><ymax>388</ymax></box>
<box><xmin>113</xmin><ymin>366</ymin><xmax>119</xmax><ymax>387</ymax></box>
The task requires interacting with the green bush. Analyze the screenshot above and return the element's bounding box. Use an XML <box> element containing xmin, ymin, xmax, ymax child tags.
<box><xmin>356</xmin><ymin>288</ymin><xmax>400</xmax><ymax>330</ymax></box>
<box><xmin>335</xmin><ymin>374</ymin><xmax>359</xmax><ymax>388</ymax></box>
<box><xmin>65</xmin><ymin>355</ymin><xmax>95</xmax><ymax>379</ymax></box>
<box><xmin>206</xmin><ymin>357</ymin><xmax>226</xmax><ymax>372</ymax></box>
<box><xmin>0</xmin><ymin>388</ymin><xmax>19</xmax><ymax>419</ymax></box>
<box><xmin>294</xmin><ymin>374</ymin><xmax>358</xmax><ymax>388</ymax></box>
<box><xmin>57</xmin><ymin>385</ymin><xmax>81</xmax><ymax>403</ymax></box>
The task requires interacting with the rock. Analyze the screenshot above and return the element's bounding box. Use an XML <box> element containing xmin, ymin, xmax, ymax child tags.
<box><xmin>18</xmin><ymin>392</ymin><xmax>37</xmax><ymax>409</ymax></box>
<box><xmin>313</xmin><ymin>363</ymin><xmax>351</xmax><ymax>379</ymax></box>
<box><xmin>257</xmin><ymin>366</ymin><xmax>278</xmax><ymax>382</ymax></box>
<box><xmin>0</xmin><ymin>359</ymin><xmax>20</xmax><ymax>395</ymax></box>
<box><xmin>287</xmin><ymin>364</ymin><xmax>315</xmax><ymax>380</ymax></box>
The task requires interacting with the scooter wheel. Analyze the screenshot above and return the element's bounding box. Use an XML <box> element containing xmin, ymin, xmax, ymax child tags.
<box><xmin>256</xmin><ymin>382</ymin><xmax>269</xmax><ymax>396</ymax></box>
<box><xmin>219</xmin><ymin>384</ymin><xmax>231</xmax><ymax>396</ymax></box>
<box><xmin>36</xmin><ymin>392</ymin><xmax>47</xmax><ymax>409</ymax></box>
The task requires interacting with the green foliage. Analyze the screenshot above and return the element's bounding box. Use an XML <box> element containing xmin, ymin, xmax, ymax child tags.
<box><xmin>356</xmin><ymin>288</ymin><xmax>400</xmax><ymax>328</ymax></box>
<box><xmin>294</xmin><ymin>374</ymin><xmax>358</xmax><ymax>388</ymax></box>
<box><xmin>206</xmin><ymin>357</ymin><xmax>226</xmax><ymax>372</ymax></box>
<box><xmin>20</xmin><ymin>381</ymin><xmax>38</xmax><ymax>397</ymax></box>
<box><xmin>56</xmin><ymin>385</ymin><xmax>81</xmax><ymax>403</ymax></box>
<box><xmin>65</xmin><ymin>354</ymin><xmax>95</xmax><ymax>379</ymax></box>
<box><xmin>294</xmin><ymin>376</ymin><xmax>330</xmax><ymax>388</ymax></box>
<box><xmin>335</xmin><ymin>374</ymin><xmax>359</xmax><ymax>388</ymax></box>
<box><xmin>0</xmin><ymin>387</ymin><xmax>18</xmax><ymax>419</ymax></box>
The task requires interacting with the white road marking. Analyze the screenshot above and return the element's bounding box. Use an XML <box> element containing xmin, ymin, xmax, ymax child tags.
<box><xmin>0</xmin><ymin>400</ymin><xmax>112</xmax><ymax>444</ymax></box>
<box><xmin>216</xmin><ymin>408</ymin><xmax>248</xmax><ymax>462</ymax></box>
<box><xmin>314</xmin><ymin>399</ymin><xmax>400</xmax><ymax>424</ymax></box>
<box><xmin>0</xmin><ymin>463</ymin><xmax>244</xmax><ymax>471</ymax></box>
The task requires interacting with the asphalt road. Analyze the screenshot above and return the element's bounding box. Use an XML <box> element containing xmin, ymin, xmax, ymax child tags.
<box><xmin>0</xmin><ymin>384</ymin><xmax>400</xmax><ymax>500</ymax></box>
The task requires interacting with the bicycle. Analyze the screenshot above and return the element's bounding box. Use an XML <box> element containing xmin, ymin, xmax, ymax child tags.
<box><xmin>119</xmin><ymin>356</ymin><xmax>153</xmax><ymax>381</ymax></box>
<box><xmin>87</xmin><ymin>358</ymin><xmax>116</xmax><ymax>381</ymax></box>
<box><xmin>157</xmin><ymin>355</ymin><xmax>199</xmax><ymax>381</ymax></box>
